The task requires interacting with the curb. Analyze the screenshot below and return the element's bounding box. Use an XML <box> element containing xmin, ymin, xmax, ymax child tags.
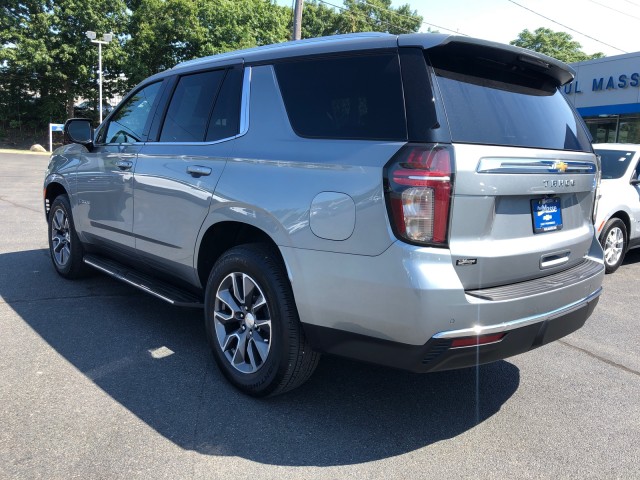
<box><xmin>0</xmin><ymin>149</ymin><xmax>51</xmax><ymax>156</ymax></box>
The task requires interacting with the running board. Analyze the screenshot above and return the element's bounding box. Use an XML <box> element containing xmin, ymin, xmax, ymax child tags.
<box><xmin>83</xmin><ymin>254</ymin><xmax>204</xmax><ymax>308</ymax></box>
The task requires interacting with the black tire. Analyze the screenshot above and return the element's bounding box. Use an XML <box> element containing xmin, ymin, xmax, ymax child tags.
<box><xmin>47</xmin><ymin>195</ymin><xmax>87</xmax><ymax>279</ymax></box>
<box><xmin>204</xmin><ymin>243</ymin><xmax>319</xmax><ymax>397</ymax></box>
<box><xmin>599</xmin><ymin>218</ymin><xmax>627</xmax><ymax>274</ymax></box>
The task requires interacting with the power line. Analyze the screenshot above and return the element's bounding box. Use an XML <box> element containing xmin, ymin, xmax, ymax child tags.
<box><xmin>315</xmin><ymin>0</ymin><xmax>415</xmax><ymax>34</ymax></box>
<box><xmin>507</xmin><ymin>0</ymin><xmax>628</xmax><ymax>53</ymax></box>
<box><xmin>316</xmin><ymin>0</ymin><xmax>469</xmax><ymax>36</ymax></box>
<box><xmin>588</xmin><ymin>0</ymin><xmax>640</xmax><ymax>21</ymax></box>
<box><xmin>355</xmin><ymin>0</ymin><xmax>469</xmax><ymax>35</ymax></box>
<box><xmin>420</xmin><ymin>22</ymin><xmax>469</xmax><ymax>36</ymax></box>
<box><xmin>359</xmin><ymin>0</ymin><xmax>421</xmax><ymax>24</ymax></box>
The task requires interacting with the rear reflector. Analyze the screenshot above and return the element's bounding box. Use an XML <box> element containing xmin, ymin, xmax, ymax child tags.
<box><xmin>450</xmin><ymin>333</ymin><xmax>506</xmax><ymax>348</ymax></box>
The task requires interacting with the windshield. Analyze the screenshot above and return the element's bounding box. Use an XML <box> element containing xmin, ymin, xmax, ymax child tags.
<box><xmin>595</xmin><ymin>149</ymin><xmax>636</xmax><ymax>179</ymax></box>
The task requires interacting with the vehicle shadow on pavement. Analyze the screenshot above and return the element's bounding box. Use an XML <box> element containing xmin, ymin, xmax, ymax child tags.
<box><xmin>1</xmin><ymin>249</ymin><xmax>520</xmax><ymax>467</ymax></box>
<box><xmin>622</xmin><ymin>248</ymin><xmax>640</xmax><ymax>267</ymax></box>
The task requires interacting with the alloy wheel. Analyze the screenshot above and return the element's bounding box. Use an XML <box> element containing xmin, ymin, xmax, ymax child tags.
<box><xmin>51</xmin><ymin>208</ymin><xmax>72</xmax><ymax>267</ymax></box>
<box><xmin>213</xmin><ymin>272</ymin><xmax>272</xmax><ymax>374</ymax></box>
<box><xmin>604</xmin><ymin>226</ymin><xmax>624</xmax><ymax>267</ymax></box>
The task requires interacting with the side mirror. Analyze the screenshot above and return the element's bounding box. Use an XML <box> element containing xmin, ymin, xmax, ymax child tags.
<box><xmin>64</xmin><ymin>118</ymin><xmax>94</xmax><ymax>149</ymax></box>
<box><xmin>631</xmin><ymin>179</ymin><xmax>640</xmax><ymax>186</ymax></box>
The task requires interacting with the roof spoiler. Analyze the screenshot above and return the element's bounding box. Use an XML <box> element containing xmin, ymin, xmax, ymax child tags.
<box><xmin>398</xmin><ymin>34</ymin><xmax>575</xmax><ymax>87</ymax></box>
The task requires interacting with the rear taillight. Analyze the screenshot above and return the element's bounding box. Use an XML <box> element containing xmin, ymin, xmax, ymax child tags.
<box><xmin>384</xmin><ymin>144</ymin><xmax>454</xmax><ymax>246</ymax></box>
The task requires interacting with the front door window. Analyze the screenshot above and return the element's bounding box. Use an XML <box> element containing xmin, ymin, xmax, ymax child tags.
<box><xmin>101</xmin><ymin>82</ymin><xmax>162</xmax><ymax>144</ymax></box>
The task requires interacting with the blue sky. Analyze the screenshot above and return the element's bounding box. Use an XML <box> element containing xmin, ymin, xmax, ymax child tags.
<box><xmin>277</xmin><ymin>0</ymin><xmax>640</xmax><ymax>57</ymax></box>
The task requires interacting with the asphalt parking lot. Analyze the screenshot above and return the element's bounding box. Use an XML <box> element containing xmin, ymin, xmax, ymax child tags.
<box><xmin>1</xmin><ymin>151</ymin><xmax>638</xmax><ymax>479</ymax></box>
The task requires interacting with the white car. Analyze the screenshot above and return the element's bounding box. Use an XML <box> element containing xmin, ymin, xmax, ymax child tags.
<box><xmin>593</xmin><ymin>143</ymin><xmax>640</xmax><ymax>273</ymax></box>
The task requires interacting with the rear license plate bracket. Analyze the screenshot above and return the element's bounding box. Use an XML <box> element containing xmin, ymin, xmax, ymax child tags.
<box><xmin>531</xmin><ymin>197</ymin><xmax>563</xmax><ymax>233</ymax></box>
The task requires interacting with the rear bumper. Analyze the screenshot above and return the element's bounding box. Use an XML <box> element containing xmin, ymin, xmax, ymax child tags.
<box><xmin>303</xmin><ymin>288</ymin><xmax>601</xmax><ymax>373</ymax></box>
<box><xmin>283</xmin><ymin>238</ymin><xmax>604</xmax><ymax>347</ymax></box>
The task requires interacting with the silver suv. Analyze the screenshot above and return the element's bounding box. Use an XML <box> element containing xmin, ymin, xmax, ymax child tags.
<box><xmin>44</xmin><ymin>33</ymin><xmax>605</xmax><ymax>396</ymax></box>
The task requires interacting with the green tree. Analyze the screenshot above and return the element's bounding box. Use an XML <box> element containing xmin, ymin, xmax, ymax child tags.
<box><xmin>196</xmin><ymin>0</ymin><xmax>290</xmax><ymax>55</ymax></box>
<box><xmin>125</xmin><ymin>0</ymin><xmax>208</xmax><ymax>85</ymax></box>
<box><xmin>339</xmin><ymin>0</ymin><xmax>421</xmax><ymax>35</ymax></box>
<box><xmin>300</xmin><ymin>1</ymin><xmax>342</xmax><ymax>38</ymax></box>
<box><xmin>510</xmin><ymin>27</ymin><xmax>605</xmax><ymax>63</ymax></box>
<box><xmin>300</xmin><ymin>0</ymin><xmax>421</xmax><ymax>37</ymax></box>
<box><xmin>126</xmin><ymin>0</ymin><xmax>290</xmax><ymax>86</ymax></box>
<box><xmin>1</xmin><ymin>0</ymin><xmax>424</xmax><ymax>134</ymax></box>
<box><xmin>1</xmin><ymin>0</ymin><xmax>128</xmax><ymax>124</ymax></box>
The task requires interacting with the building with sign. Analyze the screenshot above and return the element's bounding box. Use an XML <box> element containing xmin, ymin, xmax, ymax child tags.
<box><xmin>564</xmin><ymin>53</ymin><xmax>640</xmax><ymax>144</ymax></box>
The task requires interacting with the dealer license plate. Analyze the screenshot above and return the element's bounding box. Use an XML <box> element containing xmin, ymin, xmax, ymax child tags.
<box><xmin>531</xmin><ymin>197</ymin><xmax>563</xmax><ymax>233</ymax></box>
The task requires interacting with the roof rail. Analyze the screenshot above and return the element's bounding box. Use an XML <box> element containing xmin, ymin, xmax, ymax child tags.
<box><xmin>174</xmin><ymin>32</ymin><xmax>394</xmax><ymax>70</ymax></box>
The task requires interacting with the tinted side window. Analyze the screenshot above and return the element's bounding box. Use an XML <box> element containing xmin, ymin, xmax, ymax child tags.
<box><xmin>274</xmin><ymin>54</ymin><xmax>407</xmax><ymax>141</ymax></box>
<box><xmin>205</xmin><ymin>68</ymin><xmax>243</xmax><ymax>142</ymax></box>
<box><xmin>160</xmin><ymin>70</ymin><xmax>225</xmax><ymax>142</ymax></box>
<box><xmin>103</xmin><ymin>82</ymin><xmax>162</xmax><ymax>144</ymax></box>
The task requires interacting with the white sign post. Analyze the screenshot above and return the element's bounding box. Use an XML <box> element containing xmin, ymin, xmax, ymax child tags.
<box><xmin>49</xmin><ymin>123</ymin><xmax>64</xmax><ymax>152</ymax></box>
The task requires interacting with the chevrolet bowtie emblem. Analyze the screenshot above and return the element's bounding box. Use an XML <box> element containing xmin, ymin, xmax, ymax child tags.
<box><xmin>553</xmin><ymin>161</ymin><xmax>568</xmax><ymax>173</ymax></box>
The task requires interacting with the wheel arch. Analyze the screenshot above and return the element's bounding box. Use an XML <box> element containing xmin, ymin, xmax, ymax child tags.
<box><xmin>196</xmin><ymin>220</ymin><xmax>290</xmax><ymax>290</ymax></box>
<box><xmin>600</xmin><ymin>211</ymin><xmax>631</xmax><ymax>246</ymax></box>
<box><xmin>44</xmin><ymin>181</ymin><xmax>68</xmax><ymax>220</ymax></box>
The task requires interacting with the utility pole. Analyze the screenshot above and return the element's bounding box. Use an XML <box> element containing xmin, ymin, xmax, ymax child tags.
<box><xmin>292</xmin><ymin>0</ymin><xmax>303</xmax><ymax>41</ymax></box>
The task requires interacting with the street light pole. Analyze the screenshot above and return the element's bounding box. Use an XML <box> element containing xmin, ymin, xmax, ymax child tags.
<box><xmin>85</xmin><ymin>31</ymin><xmax>113</xmax><ymax>124</ymax></box>
<box><xmin>98</xmin><ymin>41</ymin><xmax>103</xmax><ymax>123</ymax></box>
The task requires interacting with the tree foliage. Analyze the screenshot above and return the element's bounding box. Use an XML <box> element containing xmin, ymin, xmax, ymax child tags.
<box><xmin>337</xmin><ymin>0</ymin><xmax>421</xmax><ymax>35</ymax></box>
<box><xmin>300</xmin><ymin>1</ymin><xmax>343</xmax><ymax>38</ymax></box>
<box><xmin>510</xmin><ymin>27</ymin><xmax>605</xmax><ymax>63</ymax></box>
<box><xmin>1</xmin><ymin>0</ymin><xmax>128</xmax><ymax>125</ymax></box>
<box><xmin>125</xmin><ymin>0</ymin><xmax>291</xmax><ymax>85</ymax></box>
<box><xmin>0</xmin><ymin>0</ymin><xmax>423</xmax><ymax>134</ymax></box>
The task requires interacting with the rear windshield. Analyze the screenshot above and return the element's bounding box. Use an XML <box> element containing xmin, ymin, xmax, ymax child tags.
<box><xmin>427</xmin><ymin>49</ymin><xmax>591</xmax><ymax>152</ymax></box>
<box><xmin>595</xmin><ymin>149</ymin><xmax>636</xmax><ymax>179</ymax></box>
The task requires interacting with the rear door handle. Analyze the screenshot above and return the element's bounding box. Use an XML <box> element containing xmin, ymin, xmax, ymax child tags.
<box><xmin>115</xmin><ymin>160</ymin><xmax>133</xmax><ymax>170</ymax></box>
<box><xmin>540</xmin><ymin>251</ymin><xmax>570</xmax><ymax>269</ymax></box>
<box><xmin>187</xmin><ymin>165</ymin><xmax>212</xmax><ymax>177</ymax></box>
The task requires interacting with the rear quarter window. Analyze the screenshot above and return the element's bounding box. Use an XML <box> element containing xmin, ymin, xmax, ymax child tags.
<box><xmin>274</xmin><ymin>53</ymin><xmax>407</xmax><ymax>141</ymax></box>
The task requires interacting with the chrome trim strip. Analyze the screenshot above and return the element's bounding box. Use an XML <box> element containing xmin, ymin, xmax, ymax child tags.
<box><xmin>477</xmin><ymin>158</ymin><xmax>596</xmax><ymax>174</ymax></box>
<box><xmin>433</xmin><ymin>287</ymin><xmax>602</xmax><ymax>339</ymax></box>
<box><xmin>143</xmin><ymin>137</ymin><xmax>235</xmax><ymax>147</ymax></box>
<box><xmin>125</xmin><ymin>67</ymin><xmax>251</xmax><ymax>147</ymax></box>
<box><xmin>238</xmin><ymin>66</ymin><xmax>251</xmax><ymax>137</ymax></box>
<box><xmin>408</xmin><ymin>175</ymin><xmax>450</xmax><ymax>182</ymax></box>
